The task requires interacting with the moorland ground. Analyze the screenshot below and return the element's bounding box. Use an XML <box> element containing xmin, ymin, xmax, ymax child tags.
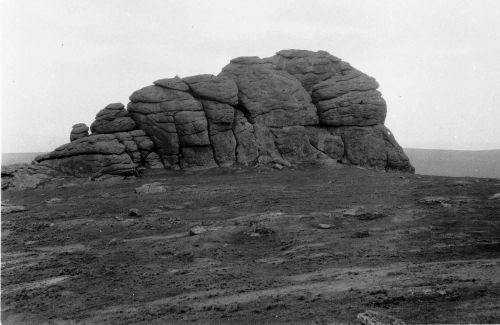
<box><xmin>2</xmin><ymin>164</ymin><xmax>500</xmax><ymax>324</ymax></box>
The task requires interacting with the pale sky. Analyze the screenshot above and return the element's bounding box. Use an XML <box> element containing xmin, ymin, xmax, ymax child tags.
<box><xmin>2</xmin><ymin>0</ymin><xmax>500</xmax><ymax>153</ymax></box>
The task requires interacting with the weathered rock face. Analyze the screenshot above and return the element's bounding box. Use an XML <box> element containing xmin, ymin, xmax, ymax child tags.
<box><xmin>35</xmin><ymin>49</ymin><xmax>414</xmax><ymax>175</ymax></box>
<box><xmin>70</xmin><ymin>123</ymin><xmax>89</xmax><ymax>142</ymax></box>
<box><xmin>312</xmin><ymin>70</ymin><xmax>386</xmax><ymax>126</ymax></box>
<box><xmin>219</xmin><ymin>57</ymin><xmax>318</xmax><ymax>128</ymax></box>
<box><xmin>330</xmin><ymin>125</ymin><xmax>412</xmax><ymax>171</ymax></box>
<box><xmin>90</xmin><ymin>103</ymin><xmax>137</xmax><ymax>134</ymax></box>
<box><xmin>35</xmin><ymin>134</ymin><xmax>134</xmax><ymax>176</ymax></box>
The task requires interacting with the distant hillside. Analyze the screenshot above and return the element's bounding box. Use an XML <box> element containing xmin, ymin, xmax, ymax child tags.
<box><xmin>2</xmin><ymin>152</ymin><xmax>45</xmax><ymax>166</ymax></box>
<box><xmin>405</xmin><ymin>148</ymin><xmax>500</xmax><ymax>179</ymax></box>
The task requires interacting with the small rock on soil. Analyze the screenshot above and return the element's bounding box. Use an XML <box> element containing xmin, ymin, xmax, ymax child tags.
<box><xmin>357</xmin><ymin>310</ymin><xmax>405</xmax><ymax>325</ymax></box>
<box><xmin>135</xmin><ymin>182</ymin><xmax>168</xmax><ymax>194</ymax></box>
<box><xmin>189</xmin><ymin>226</ymin><xmax>207</xmax><ymax>236</ymax></box>
<box><xmin>351</xmin><ymin>230</ymin><xmax>370</xmax><ymax>238</ymax></box>
<box><xmin>489</xmin><ymin>193</ymin><xmax>500</xmax><ymax>200</ymax></box>
<box><xmin>1</xmin><ymin>201</ymin><xmax>28</xmax><ymax>214</ymax></box>
<box><xmin>129</xmin><ymin>208</ymin><xmax>141</xmax><ymax>217</ymax></box>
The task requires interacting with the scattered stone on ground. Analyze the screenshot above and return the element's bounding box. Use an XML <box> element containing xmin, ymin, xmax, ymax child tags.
<box><xmin>2</xmin><ymin>164</ymin><xmax>499</xmax><ymax>324</ymax></box>
<box><xmin>418</xmin><ymin>196</ymin><xmax>450</xmax><ymax>206</ymax></box>
<box><xmin>189</xmin><ymin>226</ymin><xmax>207</xmax><ymax>236</ymax></box>
<box><xmin>107</xmin><ymin>238</ymin><xmax>122</xmax><ymax>246</ymax></box>
<box><xmin>318</xmin><ymin>223</ymin><xmax>333</xmax><ymax>229</ymax></box>
<box><xmin>344</xmin><ymin>206</ymin><xmax>365</xmax><ymax>216</ymax></box>
<box><xmin>489</xmin><ymin>193</ymin><xmax>500</xmax><ymax>200</ymax></box>
<box><xmin>207</xmin><ymin>206</ymin><xmax>221</xmax><ymax>213</ymax></box>
<box><xmin>351</xmin><ymin>230</ymin><xmax>370</xmax><ymax>238</ymax></box>
<box><xmin>1</xmin><ymin>201</ymin><xmax>28</xmax><ymax>214</ymax></box>
<box><xmin>343</xmin><ymin>206</ymin><xmax>386</xmax><ymax>220</ymax></box>
<box><xmin>160</xmin><ymin>204</ymin><xmax>185</xmax><ymax>210</ymax></box>
<box><xmin>419</xmin><ymin>196</ymin><xmax>448</xmax><ymax>203</ymax></box>
<box><xmin>357</xmin><ymin>310</ymin><xmax>405</xmax><ymax>325</ymax></box>
<box><xmin>129</xmin><ymin>208</ymin><xmax>141</xmax><ymax>217</ymax></box>
<box><xmin>45</xmin><ymin>198</ymin><xmax>62</xmax><ymax>204</ymax></box>
<box><xmin>135</xmin><ymin>182</ymin><xmax>168</xmax><ymax>194</ymax></box>
<box><xmin>273</xmin><ymin>163</ymin><xmax>284</xmax><ymax>170</ymax></box>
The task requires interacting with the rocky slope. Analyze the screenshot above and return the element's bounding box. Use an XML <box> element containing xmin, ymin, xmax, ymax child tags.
<box><xmin>35</xmin><ymin>49</ymin><xmax>413</xmax><ymax>175</ymax></box>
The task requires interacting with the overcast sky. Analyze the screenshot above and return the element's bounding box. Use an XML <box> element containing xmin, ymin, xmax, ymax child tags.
<box><xmin>2</xmin><ymin>0</ymin><xmax>500</xmax><ymax>153</ymax></box>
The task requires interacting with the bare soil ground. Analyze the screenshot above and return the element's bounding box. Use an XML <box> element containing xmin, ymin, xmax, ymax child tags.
<box><xmin>2</xmin><ymin>164</ymin><xmax>500</xmax><ymax>324</ymax></box>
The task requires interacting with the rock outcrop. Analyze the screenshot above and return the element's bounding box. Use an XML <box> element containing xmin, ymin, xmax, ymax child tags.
<box><xmin>35</xmin><ymin>49</ymin><xmax>414</xmax><ymax>175</ymax></box>
<box><xmin>70</xmin><ymin>123</ymin><xmax>89</xmax><ymax>142</ymax></box>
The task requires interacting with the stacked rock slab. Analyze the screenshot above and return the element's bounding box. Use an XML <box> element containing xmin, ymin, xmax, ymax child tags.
<box><xmin>36</xmin><ymin>104</ymin><xmax>159</xmax><ymax>176</ymax></box>
<box><xmin>70</xmin><ymin>123</ymin><xmax>89</xmax><ymax>142</ymax></box>
<box><xmin>90</xmin><ymin>103</ymin><xmax>136</xmax><ymax>134</ymax></box>
<box><xmin>35</xmin><ymin>49</ymin><xmax>414</xmax><ymax>175</ymax></box>
<box><xmin>35</xmin><ymin>134</ymin><xmax>135</xmax><ymax>176</ymax></box>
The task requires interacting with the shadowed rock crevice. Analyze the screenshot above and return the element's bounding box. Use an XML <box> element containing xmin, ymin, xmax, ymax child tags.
<box><xmin>35</xmin><ymin>49</ymin><xmax>414</xmax><ymax>175</ymax></box>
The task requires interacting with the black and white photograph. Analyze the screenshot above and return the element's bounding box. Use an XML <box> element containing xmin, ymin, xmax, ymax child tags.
<box><xmin>1</xmin><ymin>1</ymin><xmax>499</xmax><ymax>324</ymax></box>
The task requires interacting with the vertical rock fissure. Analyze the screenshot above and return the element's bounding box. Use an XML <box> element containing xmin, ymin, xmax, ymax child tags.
<box><xmin>231</xmin><ymin>108</ymin><xmax>241</xmax><ymax>164</ymax></box>
<box><xmin>171</xmin><ymin>111</ymin><xmax>183</xmax><ymax>169</ymax></box>
<box><xmin>235</xmin><ymin>100</ymin><xmax>253</xmax><ymax>124</ymax></box>
<box><xmin>335</xmin><ymin>130</ymin><xmax>350</xmax><ymax>165</ymax></box>
<box><xmin>201</xmin><ymin>103</ymin><xmax>220</xmax><ymax>167</ymax></box>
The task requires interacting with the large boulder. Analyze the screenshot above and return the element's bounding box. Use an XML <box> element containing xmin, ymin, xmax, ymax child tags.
<box><xmin>331</xmin><ymin>125</ymin><xmax>414</xmax><ymax>172</ymax></box>
<box><xmin>270</xmin><ymin>49</ymin><xmax>345</xmax><ymax>91</ymax></box>
<box><xmin>312</xmin><ymin>70</ymin><xmax>386</xmax><ymax>126</ymax></box>
<box><xmin>34</xmin><ymin>131</ymin><xmax>162</xmax><ymax>175</ymax></box>
<box><xmin>183</xmin><ymin>74</ymin><xmax>238</xmax><ymax>105</ymax></box>
<box><xmin>219</xmin><ymin>57</ymin><xmax>318</xmax><ymax>127</ymax></box>
<box><xmin>269</xmin><ymin>50</ymin><xmax>387</xmax><ymax>127</ymax></box>
<box><xmin>153</xmin><ymin>76</ymin><xmax>190</xmax><ymax>91</ymax></box>
<box><xmin>36</xmin><ymin>134</ymin><xmax>126</xmax><ymax>159</ymax></box>
<box><xmin>34</xmin><ymin>134</ymin><xmax>136</xmax><ymax>175</ymax></box>
<box><xmin>70</xmin><ymin>123</ymin><xmax>89</xmax><ymax>142</ymax></box>
<box><xmin>128</xmin><ymin>88</ymin><xmax>203</xmax><ymax>168</ymax></box>
<box><xmin>305</xmin><ymin>127</ymin><xmax>344</xmax><ymax>160</ymax></box>
<box><xmin>38</xmin><ymin>153</ymin><xmax>134</xmax><ymax>176</ymax></box>
<box><xmin>38</xmin><ymin>49</ymin><xmax>414</xmax><ymax>175</ymax></box>
<box><xmin>90</xmin><ymin>103</ymin><xmax>137</xmax><ymax>134</ymax></box>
